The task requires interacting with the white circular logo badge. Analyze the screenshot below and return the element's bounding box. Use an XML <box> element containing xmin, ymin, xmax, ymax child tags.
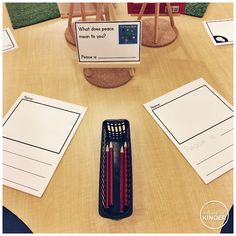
<box><xmin>200</xmin><ymin>200</ymin><xmax>229</xmax><ymax>230</ymax></box>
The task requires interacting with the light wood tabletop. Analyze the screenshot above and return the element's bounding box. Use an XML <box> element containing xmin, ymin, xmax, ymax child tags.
<box><xmin>3</xmin><ymin>3</ymin><xmax>233</xmax><ymax>233</ymax></box>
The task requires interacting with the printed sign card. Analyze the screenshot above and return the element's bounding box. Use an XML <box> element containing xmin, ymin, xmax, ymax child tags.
<box><xmin>74</xmin><ymin>21</ymin><xmax>141</xmax><ymax>64</ymax></box>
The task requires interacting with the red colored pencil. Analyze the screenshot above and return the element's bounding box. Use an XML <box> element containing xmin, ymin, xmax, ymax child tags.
<box><xmin>119</xmin><ymin>146</ymin><xmax>124</xmax><ymax>213</ymax></box>
<box><xmin>105</xmin><ymin>145</ymin><xmax>109</xmax><ymax>208</ymax></box>
<box><xmin>124</xmin><ymin>141</ymin><xmax>128</xmax><ymax>206</ymax></box>
<box><xmin>109</xmin><ymin>142</ymin><xmax>113</xmax><ymax>206</ymax></box>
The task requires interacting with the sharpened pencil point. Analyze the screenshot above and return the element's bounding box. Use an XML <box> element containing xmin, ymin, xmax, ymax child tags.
<box><xmin>124</xmin><ymin>141</ymin><xmax>127</xmax><ymax>148</ymax></box>
<box><xmin>106</xmin><ymin>145</ymin><xmax>109</xmax><ymax>152</ymax></box>
<box><xmin>120</xmin><ymin>146</ymin><xmax>124</xmax><ymax>153</ymax></box>
<box><xmin>109</xmin><ymin>142</ymin><xmax>113</xmax><ymax>148</ymax></box>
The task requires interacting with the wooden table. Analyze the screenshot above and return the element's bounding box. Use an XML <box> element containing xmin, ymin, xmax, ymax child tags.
<box><xmin>3</xmin><ymin>3</ymin><xmax>233</xmax><ymax>233</ymax></box>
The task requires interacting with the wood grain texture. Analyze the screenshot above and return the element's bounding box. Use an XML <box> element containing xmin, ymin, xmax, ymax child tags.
<box><xmin>3</xmin><ymin>3</ymin><xmax>233</xmax><ymax>233</ymax></box>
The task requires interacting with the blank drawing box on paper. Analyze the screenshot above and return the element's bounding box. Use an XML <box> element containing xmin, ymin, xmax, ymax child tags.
<box><xmin>152</xmin><ymin>85</ymin><xmax>233</xmax><ymax>145</ymax></box>
<box><xmin>2</xmin><ymin>92</ymin><xmax>87</xmax><ymax>197</ymax></box>
<box><xmin>3</xmin><ymin>99</ymin><xmax>80</xmax><ymax>154</ymax></box>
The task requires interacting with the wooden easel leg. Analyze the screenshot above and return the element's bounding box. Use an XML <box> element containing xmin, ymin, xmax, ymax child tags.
<box><xmin>68</xmin><ymin>3</ymin><xmax>75</xmax><ymax>43</ymax></box>
<box><xmin>137</xmin><ymin>3</ymin><xmax>147</xmax><ymax>20</ymax></box>
<box><xmin>154</xmin><ymin>3</ymin><xmax>160</xmax><ymax>44</ymax></box>
<box><xmin>104</xmin><ymin>3</ymin><xmax>110</xmax><ymax>21</ymax></box>
<box><xmin>96</xmin><ymin>3</ymin><xmax>104</xmax><ymax>21</ymax></box>
<box><xmin>166</xmin><ymin>3</ymin><xmax>175</xmax><ymax>27</ymax></box>
<box><xmin>80</xmin><ymin>3</ymin><xmax>86</xmax><ymax>21</ymax></box>
<box><xmin>94</xmin><ymin>3</ymin><xmax>105</xmax><ymax>21</ymax></box>
<box><xmin>68</xmin><ymin>3</ymin><xmax>74</xmax><ymax>27</ymax></box>
<box><xmin>128</xmin><ymin>68</ymin><xmax>135</xmax><ymax>77</ymax></box>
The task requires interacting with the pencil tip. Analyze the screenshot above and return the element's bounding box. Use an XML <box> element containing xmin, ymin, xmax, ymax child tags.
<box><xmin>109</xmin><ymin>142</ymin><xmax>113</xmax><ymax>148</ymax></box>
<box><xmin>120</xmin><ymin>146</ymin><xmax>124</xmax><ymax>152</ymax></box>
<box><xmin>106</xmin><ymin>145</ymin><xmax>109</xmax><ymax>151</ymax></box>
<box><xmin>124</xmin><ymin>141</ymin><xmax>127</xmax><ymax>147</ymax></box>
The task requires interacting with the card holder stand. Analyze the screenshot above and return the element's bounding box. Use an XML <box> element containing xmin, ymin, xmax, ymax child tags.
<box><xmin>99</xmin><ymin>119</ymin><xmax>133</xmax><ymax>220</ymax></box>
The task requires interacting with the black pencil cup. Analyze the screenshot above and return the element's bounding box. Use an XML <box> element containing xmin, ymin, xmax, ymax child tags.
<box><xmin>99</xmin><ymin>119</ymin><xmax>133</xmax><ymax>220</ymax></box>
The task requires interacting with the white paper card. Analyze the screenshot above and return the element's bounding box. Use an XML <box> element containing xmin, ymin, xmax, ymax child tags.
<box><xmin>2</xmin><ymin>28</ymin><xmax>18</xmax><ymax>52</ymax></box>
<box><xmin>144</xmin><ymin>78</ymin><xmax>233</xmax><ymax>184</ymax></box>
<box><xmin>74</xmin><ymin>21</ymin><xmax>141</xmax><ymax>64</ymax></box>
<box><xmin>3</xmin><ymin>92</ymin><xmax>87</xmax><ymax>197</ymax></box>
<box><xmin>203</xmin><ymin>19</ymin><xmax>233</xmax><ymax>46</ymax></box>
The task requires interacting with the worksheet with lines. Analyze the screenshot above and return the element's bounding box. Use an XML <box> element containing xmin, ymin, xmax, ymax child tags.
<box><xmin>3</xmin><ymin>92</ymin><xmax>87</xmax><ymax>197</ymax></box>
<box><xmin>144</xmin><ymin>78</ymin><xmax>233</xmax><ymax>184</ymax></box>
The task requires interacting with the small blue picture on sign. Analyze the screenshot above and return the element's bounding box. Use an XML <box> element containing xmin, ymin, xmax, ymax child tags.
<box><xmin>119</xmin><ymin>24</ymin><xmax>138</xmax><ymax>44</ymax></box>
